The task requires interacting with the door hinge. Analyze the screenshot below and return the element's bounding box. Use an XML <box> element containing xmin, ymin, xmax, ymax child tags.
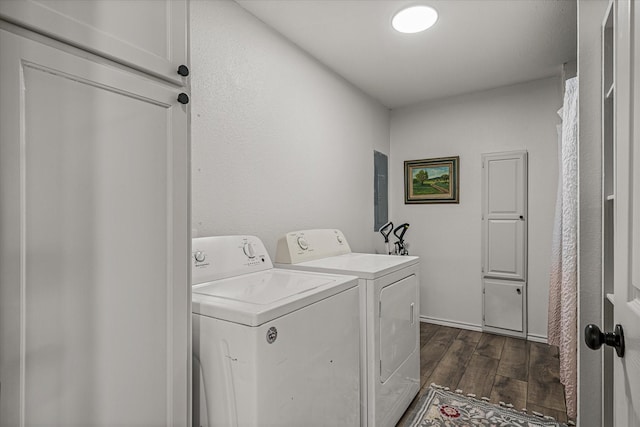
<box><xmin>379</xmin><ymin>301</ymin><xmax>382</xmax><ymax>316</ymax></box>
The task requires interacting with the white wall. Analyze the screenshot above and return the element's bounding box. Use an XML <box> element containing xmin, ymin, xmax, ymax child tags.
<box><xmin>190</xmin><ymin>0</ymin><xmax>565</xmax><ymax>341</ymax></box>
<box><xmin>389</xmin><ymin>78</ymin><xmax>562</xmax><ymax>338</ymax></box>
<box><xmin>190</xmin><ymin>0</ymin><xmax>389</xmax><ymax>257</ymax></box>
<box><xmin>577</xmin><ymin>0</ymin><xmax>608</xmax><ymax>425</ymax></box>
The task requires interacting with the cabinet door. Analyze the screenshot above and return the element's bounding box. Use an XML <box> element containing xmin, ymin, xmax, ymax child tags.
<box><xmin>483</xmin><ymin>279</ymin><xmax>525</xmax><ymax>333</ymax></box>
<box><xmin>0</xmin><ymin>0</ymin><xmax>187</xmax><ymax>85</ymax></box>
<box><xmin>0</xmin><ymin>29</ymin><xmax>189</xmax><ymax>427</ymax></box>
<box><xmin>482</xmin><ymin>151</ymin><xmax>528</xmax><ymax>281</ymax></box>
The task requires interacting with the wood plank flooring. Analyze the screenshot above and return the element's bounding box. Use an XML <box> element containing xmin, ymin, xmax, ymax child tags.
<box><xmin>397</xmin><ymin>323</ymin><xmax>570</xmax><ymax>425</ymax></box>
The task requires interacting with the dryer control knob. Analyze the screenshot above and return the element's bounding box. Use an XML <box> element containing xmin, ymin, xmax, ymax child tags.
<box><xmin>297</xmin><ymin>237</ymin><xmax>309</xmax><ymax>250</ymax></box>
<box><xmin>243</xmin><ymin>242</ymin><xmax>256</xmax><ymax>258</ymax></box>
<box><xmin>336</xmin><ymin>235</ymin><xmax>343</xmax><ymax>243</ymax></box>
<box><xmin>194</xmin><ymin>251</ymin><xmax>206</xmax><ymax>263</ymax></box>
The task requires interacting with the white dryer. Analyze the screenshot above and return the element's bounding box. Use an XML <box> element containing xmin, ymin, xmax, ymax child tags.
<box><xmin>275</xmin><ymin>229</ymin><xmax>420</xmax><ymax>427</ymax></box>
<box><xmin>191</xmin><ymin>235</ymin><xmax>361</xmax><ymax>427</ymax></box>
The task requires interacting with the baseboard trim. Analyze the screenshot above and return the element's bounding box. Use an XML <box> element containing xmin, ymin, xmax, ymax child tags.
<box><xmin>419</xmin><ymin>315</ymin><xmax>482</xmax><ymax>332</ymax></box>
<box><xmin>420</xmin><ymin>315</ymin><xmax>549</xmax><ymax>343</ymax></box>
<box><xmin>526</xmin><ymin>333</ymin><xmax>548</xmax><ymax>344</ymax></box>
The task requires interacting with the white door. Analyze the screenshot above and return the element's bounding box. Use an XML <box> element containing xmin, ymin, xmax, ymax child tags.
<box><xmin>483</xmin><ymin>279</ymin><xmax>524</xmax><ymax>333</ymax></box>
<box><xmin>0</xmin><ymin>28</ymin><xmax>190</xmax><ymax>427</ymax></box>
<box><xmin>482</xmin><ymin>151</ymin><xmax>527</xmax><ymax>281</ymax></box>
<box><xmin>0</xmin><ymin>0</ymin><xmax>188</xmax><ymax>85</ymax></box>
<box><xmin>612</xmin><ymin>2</ymin><xmax>640</xmax><ymax>425</ymax></box>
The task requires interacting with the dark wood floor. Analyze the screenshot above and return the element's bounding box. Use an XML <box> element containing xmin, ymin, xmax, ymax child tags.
<box><xmin>397</xmin><ymin>322</ymin><xmax>570</xmax><ymax>425</ymax></box>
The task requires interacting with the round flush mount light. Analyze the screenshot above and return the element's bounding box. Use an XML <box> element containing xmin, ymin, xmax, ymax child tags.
<box><xmin>392</xmin><ymin>5</ymin><xmax>438</xmax><ymax>33</ymax></box>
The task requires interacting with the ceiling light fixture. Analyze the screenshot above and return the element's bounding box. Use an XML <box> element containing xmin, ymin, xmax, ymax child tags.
<box><xmin>392</xmin><ymin>5</ymin><xmax>438</xmax><ymax>34</ymax></box>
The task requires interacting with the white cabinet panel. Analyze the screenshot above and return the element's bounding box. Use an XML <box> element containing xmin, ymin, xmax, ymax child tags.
<box><xmin>487</xmin><ymin>158</ymin><xmax>523</xmax><ymax>216</ymax></box>
<box><xmin>0</xmin><ymin>29</ymin><xmax>189</xmax><ymax>426</ymax></box>
<box><xmin>483</xmin><ymin>153</ymin><xmax>527</xmax><ymax>221</ymax></box>
<box><xmin>483</xmin><ymin>280</ymin><xmax>524</xmax><ymax>333</ymax></box>
<box><xmin>485</xmin><ymin>219</ymin><xmax>525</xmax><ymax>280</ymax></box>
<box><xmin>0</xmin><ymin>0</ymin><xmax>187</xmax><ymax>85</ymax></box>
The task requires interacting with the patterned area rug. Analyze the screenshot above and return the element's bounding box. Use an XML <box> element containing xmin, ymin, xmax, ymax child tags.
<box><xmin>404</xmin><ymin>385</ymin><xmax>569</xmax><ymax>427</ymax></box>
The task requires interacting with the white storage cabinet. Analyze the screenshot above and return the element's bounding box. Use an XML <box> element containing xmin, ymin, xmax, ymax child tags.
<box><xmin>0</xmin><ymin>0</ymin><xmax>188</xmax><ymax>84</ymax></box>
<box><xmin>481</xmin><ymin>151</ymin><xmax>528</xmax><ymax>337</ymax></box>
<box><xmin>0</xmin><ymin>3</ymin><xmax>190</xmax><ymax>426</ymax></box>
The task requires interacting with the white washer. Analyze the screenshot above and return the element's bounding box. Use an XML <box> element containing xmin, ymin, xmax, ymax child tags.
<box><xmin>275</xmin><ymin>229</ymin><xmax>420</xmax><ymax>427</ymax></box>
<box><xmin>191</xmin><ymin>235</ymin><xmax>361</xmax><ymax>427</ymax></box>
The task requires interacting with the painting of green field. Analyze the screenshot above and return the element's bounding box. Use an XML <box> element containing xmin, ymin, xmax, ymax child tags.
<box><xmin>412</xmin><ymin>166</ymin><xmax>451</xmax><ymax>195</ymax></box>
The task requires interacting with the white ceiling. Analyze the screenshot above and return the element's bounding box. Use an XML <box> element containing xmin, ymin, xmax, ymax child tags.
<box><xmin>235</xmin><ymin>0</ymin><xmax>577</xmax><ymax>109</ymax></box>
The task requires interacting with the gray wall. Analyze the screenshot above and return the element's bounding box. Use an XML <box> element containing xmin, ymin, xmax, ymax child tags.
<box><xmin>390</xmin><ymin>78</ymin><xmax>562</xmax><ymax>339</ymax></box>
<box><xmin>190</xmin><ymin>0</ymin><xmax>390</xmax><ymax>256</ymax></box>
<box><xmin>577</xmin><ymin>0</ymin><xmax>608</xmax><ymax>425</ymax></box>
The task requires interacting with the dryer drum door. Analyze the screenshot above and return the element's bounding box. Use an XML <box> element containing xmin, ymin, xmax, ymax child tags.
<box><xmin>379</xmin><ymin>275</ymin><xmax>419</xmax><ymax>382</ymax></box>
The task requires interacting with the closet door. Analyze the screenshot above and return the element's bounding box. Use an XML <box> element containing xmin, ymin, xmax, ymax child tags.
<box><xmin>0</xmin><ymin>0</ymin><xmax>187</xmax><ymax>85</ymax></box>
<box><xmin>483</xmin><ymin>279</ymin><xmax>525</xmax><ymax>333</ymax></box>
<box><xmin>610</xmin><ymin>2</ymin><xmax>640</xmax><ymax>424</ymax></box>
<box><xmin>482</xmin><ymin>151</ymin><xmax>528</xmax><ymax>281</ymax></box>
<box><xmin>0</xmin><ymin>29</ymin><xmax>189</xmax><ymax>427</ymax></box>
<box><xmin>482</xmin><ymin>151</ymin><xmax>527</xmax><ymax>338</ymax></box>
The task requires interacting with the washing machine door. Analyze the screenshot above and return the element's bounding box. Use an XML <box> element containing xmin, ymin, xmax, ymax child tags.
<box><xmin>379</xmin><ymin>274</ymin><xmax>419</xmax><ymax>382</ymax></box>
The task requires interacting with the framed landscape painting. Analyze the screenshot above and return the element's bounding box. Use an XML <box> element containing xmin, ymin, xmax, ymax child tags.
<box><xmin>404</xmin><ymin>156</ymin><xmax>459</xmax><ymax>204</ymax></box>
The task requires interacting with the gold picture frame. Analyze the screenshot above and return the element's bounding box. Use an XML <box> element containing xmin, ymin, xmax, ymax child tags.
<box><xmin>404</xmin><ymin>156</ymin><xmax>459</xmax><ymax>204</ymax></box>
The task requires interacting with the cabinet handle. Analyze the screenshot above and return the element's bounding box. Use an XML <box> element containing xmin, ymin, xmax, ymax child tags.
<box><xmin>177</xmin><ymin>65</ymin><xmax>189</xmax><ymax>77</ymax></box>
<box><xmin>519</xmin><ymin>215</ymin><xmax>524</xmax><ymax>220</ymax></box>
<box><xmin>410</xmin><ymin>303</ymin><xmax>415</xmax><ymax>325</ymax></box>
<box><xmin>177</xmin><ymin>93</ymin><xmax>189</xmax><ymax>104</ymax></box>
<box><xmin>516</xmin><ymin>288</ymin><xmax>521</xmax><ymax>295</ymax></box>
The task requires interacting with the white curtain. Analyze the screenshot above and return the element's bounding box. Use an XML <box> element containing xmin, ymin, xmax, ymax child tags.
<box><xmin>547</xmin><ymin>76</ymin><xmax>578</xmax><ymax>420</ymax></box>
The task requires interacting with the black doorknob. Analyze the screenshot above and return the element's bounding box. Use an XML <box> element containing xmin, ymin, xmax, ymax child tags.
<box><xmin>584</xmin><ymin>324</ymin><xmax>625</xmax><ymax>357</ymax></box>
<box><xmin>177</xmin><ymin>93</ymin><xmax>189</xmax><ymax>104</ymax></box>
<box><xmin>177</xmin><ymin>65</ymin><xmax>189</xmax><ymax>77</ymax></box>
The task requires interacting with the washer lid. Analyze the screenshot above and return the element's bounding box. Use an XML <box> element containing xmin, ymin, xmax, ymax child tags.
<box><xmin>276</xmin><ymin>253</ymin><xmax>419</xmax><ymax>280</ymax></box>
<box><xmin>192</xmin><ymin>269</ymin><xmax>358</xmax><ymax>326</ymax></box>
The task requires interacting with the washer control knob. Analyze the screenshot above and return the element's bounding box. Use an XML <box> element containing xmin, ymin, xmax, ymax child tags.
<box><xmin>194</xmin><ymin>251</ymin><xmax>206</xmax><ymax>263</ymax></box>
<box><xmin>297</xmin><ymin>236</ymin><xmax>309</xmax><ymax>250</ymax></box>
<box><xmin>336</xmin><ymin>234</ymin><xmax>343</xmax><ymax>243</ymax></box>
<box><xmin>243</xmin><ymin>242</ymin><xmax>256</xmax><ymax>258</ymax></box>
